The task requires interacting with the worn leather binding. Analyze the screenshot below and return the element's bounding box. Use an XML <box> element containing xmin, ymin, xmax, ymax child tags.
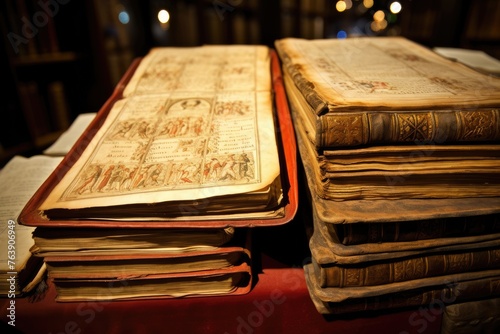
<box><xmin>296</xmin><ymin>108</ymin><xmax>500</xmax><ymax>224</ymax></box>
<box><xmin>304</xmin><ymin>263</ymin><xmax>500</xmax><ymax>315</ymax></box>
<box><xmin>440</xmin><ymin>298</ymin><xmax>500</xmax><ymax>334</ymax></box>
<box><xmin>316</xmin><ymin>109</ymin><xmax>500</xmax><ymax>148</ymax></box>
<box><xmin>336</xmin><ymin>214</ymin><xmax>500</xmax><ymax>245</ymax></box>
<box><xmin>275</xmin><ymin>37</ymin><xmax>500</xmax><ymax>149</ymax></box>
<box><xmin>314</xmin><ymin>247</ymin><xmax>500</xmax><ymax>288</ymax></box>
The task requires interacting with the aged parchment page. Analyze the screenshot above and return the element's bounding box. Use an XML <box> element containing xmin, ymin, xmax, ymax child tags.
<box><xmin>276</xmin><ymin>37</ymin><xmax>500</xmax><ymax>113</ymax></box>
<box><xmin>0</xmin><ymin>155</ymin><xmax>61</xmax><ymax>293</ymax></box>
<box><xmin>0</xmin><ymin>156</ymin><xmax>62</xmax><ymax>270</ymax></box>
<box><xmin>40</xmin><ymin>45</ymin><xmax>280</xmax><ymax>212</ymax></box>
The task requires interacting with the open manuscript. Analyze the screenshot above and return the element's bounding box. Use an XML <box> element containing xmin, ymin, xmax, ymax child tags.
<box><xmin>36</xmin><ymin>45</ymin><xmax>283</xmax><ymax>221</ymax></box>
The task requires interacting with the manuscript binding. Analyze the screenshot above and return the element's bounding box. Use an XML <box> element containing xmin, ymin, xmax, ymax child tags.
<box><xmin>275</xmin><ymin>37</ymin><xmax>500</xmax><ymax>149</ymax></box>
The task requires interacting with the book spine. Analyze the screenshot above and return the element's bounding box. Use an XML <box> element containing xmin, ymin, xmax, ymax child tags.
<box><xmin>340</xmin><ymin>214</ymin><xmax>500</xmax><ymax>245</ymax></box>
<box><xmin>15</xmin><ymin>0</ymin><xmax>39</xmax><ymax>55</ymax></box>
<box><xmin>18</xmin><ymin>81</ymin><xmax>52</xmax><ymax>139</ymax></box>
<box><xmin>275</xmin><ymin>40</ymin><xmax>328</xmax><ymax>115</ymax></box>
<box><xmin>316</xmin><ymin>109</ymin><xmax>500</xmax><ymax>148</ymax></box>
<box><xmin>321</xmin><ymin>248</ymin><xmax>500</xmax><ymax>287</ymax></box>
<box><xmin>327</xmin><ymin>275</ymin><xmax>500</xmax><ymax>314</ymax></box>
<box><xmin>47</xmin><ymin>81</ymin><xmax>70</xmax><ymax>130</ymax></box>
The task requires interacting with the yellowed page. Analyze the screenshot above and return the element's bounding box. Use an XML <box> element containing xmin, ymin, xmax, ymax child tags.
<box><xmin>123</xmin><ymin>45</ymin><xmax>271</xmax><ymax>96</ymax></box>
<box><xmin>39</xmin><ymin>45</ymin><xmax>280</xmax><ymax>211</ymax></box>
<box><xmin>433</xmin><ymin>47</ymin><xmax>500</xmax><ymax>75</ymax></box>
<box><xmin>276</xmin><ymin>37</ymin><xmax>500</xmax><ymax>112</ymax></box>
<box><xmin>0</xmin><ymin>156</ymin><xmax>62</xmax><ymax>274</ymax></box>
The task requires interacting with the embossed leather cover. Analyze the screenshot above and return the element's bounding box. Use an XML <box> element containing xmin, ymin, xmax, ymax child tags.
<box><xmin>304</xmin><ymin>262</ymin><xmax>500</xmax><ymax>314</ymax></box>
<box><xmin>440</xmin><ymin>298</ymin><xmax>500</xmax><ymax>334</ymax></box>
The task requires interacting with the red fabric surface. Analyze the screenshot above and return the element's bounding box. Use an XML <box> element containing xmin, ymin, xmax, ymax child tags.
<box><xmin>1</xmin><ymin>254</ymin><xmax>443</xmax><ymax>334</ymax></box>
<box><xmin>3</xmin><ymin>183</ymin><xmax>444</xmax><ymax>334</ymax></box>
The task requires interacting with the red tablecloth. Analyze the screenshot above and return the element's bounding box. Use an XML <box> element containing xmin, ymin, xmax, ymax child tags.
<box><xmin>1</xmin><ymin>252</ymin><xmax>442</xmax><ymax>334</ymax></box>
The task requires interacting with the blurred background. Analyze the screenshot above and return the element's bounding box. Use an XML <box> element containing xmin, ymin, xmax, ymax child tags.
<box><xmin>1</xmin><ymin>0</ymin><xmax>499</xmax><ymax>166</ymax></box>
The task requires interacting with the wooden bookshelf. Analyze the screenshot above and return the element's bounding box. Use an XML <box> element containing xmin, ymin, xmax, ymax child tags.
<box><xmin>11</xmin><ymin>51</ymin><xmax>80</xmax><ymax>66</ymax></box>
<box><xmin>1</xmin><ymin>0</ymin><xmax>498</xmax><ymax>167</ymax></box>
<box><xmin>0</xmin><ymin>0</ymin><xmax>113</xmax><ymax>166</ymax></box>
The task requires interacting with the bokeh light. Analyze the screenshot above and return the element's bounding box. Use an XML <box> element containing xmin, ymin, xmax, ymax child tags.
<box><xmin>337</xmin><ymin>30</ymin><xmax>347</xmax><ymax>39</ymax></box>
<box><xmin>158</xmin><ymin>9</ymin><xmax>170</xmax><ymax>24</ymax></box>
<box><xmin>373</xmin><ymin>10</ymin><xmax>385</xmax><ymax>22</ymax></box>
<box><xmin>118</xmin><ymin>11</ymin><xmax>129</xmax><ymax>24</ymax></box>
<box><xmin>363</xmin><ymin>0</ymin><xmax>374</xmax><ymax>9</ymax></box>
<box><xmin>336</xmin><ymin>1</ymin><xmax>347</xmax><ymax>12</ymax></box>
<box><xmin>390</xmin><ymin>2</ymin><xmax>402</xmax><ymax>14</ymax></box>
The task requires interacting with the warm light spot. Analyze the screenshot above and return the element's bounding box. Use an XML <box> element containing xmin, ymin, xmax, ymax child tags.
<box><xmin>158</xmin><ymin>9</ymin><xmax>170</xmax><ymax>24</ymax></box>
<box><xmin>344</xmin><ymin>0</ymin><xmax>353</xmax><ymax>10</ymax></box>
<box><xmin>371</xmin><ymin>19</ymin><xmax>388</xmax><ymax>32</ymax></box>
<box><xmin>363</xmin><ymin>0</ymin><xmax>374</xmax><ymax>9</ymax></box>
<box><xmin>373</xmin><ymin>10</ymin><xmax>385</xmax><ymax>22</ymax></box>
<box><xmin>336</xmin><ymin>1</ymin><xmax>347</xmax><ymax>12</ymax></box>
<box><xmin>390</xmin><ymin>2</ymin><xmax>402</xmax><ymax>14</ymax></box>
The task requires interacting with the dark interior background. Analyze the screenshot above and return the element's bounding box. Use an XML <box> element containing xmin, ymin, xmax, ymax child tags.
<box><xmin>1</xmin><ymin>0</ymin><xmax>499</xmax><ymax>166</ymax></box>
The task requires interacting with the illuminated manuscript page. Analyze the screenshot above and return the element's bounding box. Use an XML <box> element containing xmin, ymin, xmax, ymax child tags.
<box><xmin>276</xmin><ymin>37</ymin><xmax>500</xmax><ymax>111</ymax></box>
<box><xmin>40</xmin><ymin>45</ymin><xmax>280</xmax><ymax>210</ymax></box>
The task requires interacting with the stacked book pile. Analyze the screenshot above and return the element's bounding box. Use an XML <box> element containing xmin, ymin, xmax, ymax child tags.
<box><xmin>29</xmin><ymin>226</ymin><xmax>253</xmax><ymax>301</ymax></box>
<box><xmin>275</xmin><ymin>36</ymin><xmax>500</xmax><ymax>314</ymax></box>
<box><xmin>18</xmin><ymin>45</ymin><xmax>297</xmax><ymax>302</ymax></box>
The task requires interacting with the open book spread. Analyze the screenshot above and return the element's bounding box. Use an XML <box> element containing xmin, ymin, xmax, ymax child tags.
<box><xmin>38</xmin><ymin>45</ymin><xmax>283</xmax><ymax>220</ymax></box>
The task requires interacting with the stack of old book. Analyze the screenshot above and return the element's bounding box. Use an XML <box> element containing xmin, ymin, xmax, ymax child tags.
<box><xmin>28</xmin><ymin>226</ymin><xmax>253</xmax><ymax>301</ymax></box>
<box><xmin>275</xmin><ymin>36</ymin><xmax>500</xmax><ymax>314</ymax></box>
<box><xmin>18</xmin><ymin>45</ymin><xmax>297</xmax><ymax>301</ymax></box>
